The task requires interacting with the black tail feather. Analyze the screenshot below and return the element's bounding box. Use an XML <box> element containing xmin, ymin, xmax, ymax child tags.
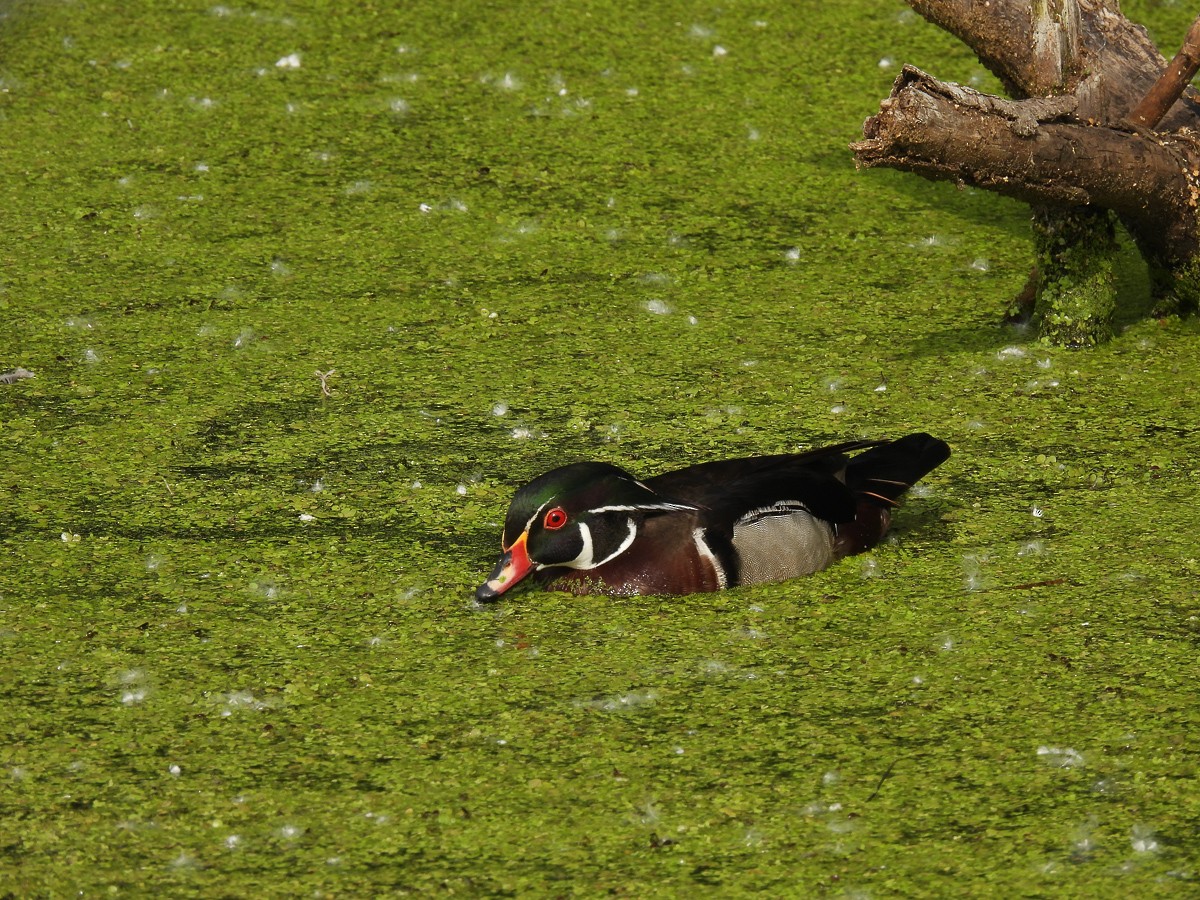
<box><xmin>846</xmin><ymin>433</ymin><xmax>951</xmax><ymax>506</ymax></box>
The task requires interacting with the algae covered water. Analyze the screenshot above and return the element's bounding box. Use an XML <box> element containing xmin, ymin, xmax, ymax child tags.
<box><xmin>2</xmin><ymin>0</ymin><xmax>1198</xmax><ymax>894</ymax></box>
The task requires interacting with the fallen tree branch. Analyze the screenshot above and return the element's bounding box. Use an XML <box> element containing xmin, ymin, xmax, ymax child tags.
<box><xmin>853</xmin><ymin>66</ymin><xmax>1200</xmax><ymax>264</ymax></box>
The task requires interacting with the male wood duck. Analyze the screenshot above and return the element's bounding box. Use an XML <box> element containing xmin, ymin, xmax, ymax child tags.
<box><xmin>475</xmin><ymin>432</ymin><xmax>950</xmax><ymax>600</ymax></box>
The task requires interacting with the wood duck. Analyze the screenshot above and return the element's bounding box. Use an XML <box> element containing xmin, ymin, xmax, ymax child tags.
<box><xmin>475</xmin><ymin>432</ymin><xmax>950</xmax><ymax>600</ymax></box>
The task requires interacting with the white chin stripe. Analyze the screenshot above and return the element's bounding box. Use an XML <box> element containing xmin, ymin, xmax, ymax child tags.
<box><xmin>565</xmin><ymin>518</ymin><xmax>637</xmax><ymax>570</ymax></box>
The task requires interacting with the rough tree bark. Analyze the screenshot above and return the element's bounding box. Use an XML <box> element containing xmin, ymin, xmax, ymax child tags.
<box><xmin>852</xmin><ymin>0</ymin><xmax>1200</xmax><ymax>346</ymax></box>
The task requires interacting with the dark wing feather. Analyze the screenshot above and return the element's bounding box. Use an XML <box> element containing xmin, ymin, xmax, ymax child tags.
<box><xmin>644</xmin><ymin>441</ymin><xmax>880</xmax><ymax>527</ymax></box>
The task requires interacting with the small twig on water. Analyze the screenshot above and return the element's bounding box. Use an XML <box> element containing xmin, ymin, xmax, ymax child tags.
<box><xmin>866</xmin><ymin>758</ymin><xmax>901</xmax><ymax>802</ymax></box>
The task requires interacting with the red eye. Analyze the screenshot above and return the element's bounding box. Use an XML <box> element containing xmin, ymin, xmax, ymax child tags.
<box><xmin>543</xmin><ymin>507</ymin><xmax>568</xmax><ymax>530</ymax></box>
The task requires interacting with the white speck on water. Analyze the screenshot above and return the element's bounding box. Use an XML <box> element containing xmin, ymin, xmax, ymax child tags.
<box><xmin>224</xmin><ymin>834</ymin><xmax>242</xmax><ymax>850</ymax></box>
<box><xmin>344</xmin><ymin>180</ymin><xmax>372</xmax><ymax>195</ymax></box>
<box><xmin>170</xmin><ymin>852</ymin><xmax>197</xmax><ymax>869</ymax></box>
<box><xmin>298</xmin><ymin>513</ymin><xmax>314</xmax><ymax>522</ymax></box>
<box><xmin>822</xmin><ymin>771</ymin><xmax>840</xmax><ymax>785</ymax></box>
<box><xmin>1070</xmin><ymin>819</ymin><xmax>1099</xmax><ymax>858</ymax></box>
<box><xmin>644</xmin><ymin>299</ymin><xmax>671</xmax><ymax>315</ymax></box>
<box><xmin>1131</xmin><ymin>825</ymin><xmax>1160</xmax><ymax>853</ymax></box>
<box><xmin>997</xmin><ymin>345</ymin><xmax>1027</xmax><ymax>359</ymax></box>
<box><xmin>389</xmin><ymin>98</ymin><xmax>409</xmax><ymax>114</ymax></box>
<box><xmin>878</xmin><ymin>57</ymin><xmax>893</xmax><ymax>68</ymax></box>
<box><xmin>275</xmin><ymin>53</ymin><xmax>301</xmax><ymax>69</ymax></box>
<box><xmin>188</xmin><ymin>96</ymin><xmax>217</xmax><ymax>110</ymax></box>
<box><xmin>277</xmin><ymin>824</ymin><xmax>304</xmax><ymax>841</ymax></box>
<box><xmin>270</xmin><ymin>258</ymin><xmax>292</xmax><ymax>277</ymax></box>
<box><xmin>673</xmin><ymin>747</ymin><xmax>684</xmax><ymax>755</ymax></box>
<box><xmin>578</xmin><ymin>690</ymin><xmax>658</xmax><ymax>712</ymax></box>
<box><xmin>734</xmin><ymin>626</ymin><xmax>768</xmax><ymax>640</ymax></box>
<box><xmin>912</xmin><ymin>675</ymin><xmax>925</xmax><ymax>685</ymax></box>
<box><xmin>830</xmin><ymin>403</ymin><xmax>846</xmax><ymax>414</ymax></box>
<box><xmin>746</xmin><ymin>126</ymin><xmax>760</xmax><ymax>140</ymax></box>
<box><xmin>455</xmin><ymin>484</ymin><xmax>468</xmax><ymax>496</ymax></box>
<box><xmin>625</xmin><ymin>87</ymin><xmax>639</xmax><ymax>96</ymax></box>
<box><xmin>510</xmin><ymin>426</ymin><xmax>544</xmax><ymax>440</ymax></box>
<box><xmin>970</xmin><ymin>257</ymin><xmax>990</xmax><ymax>271</ymax></box>
<box><xmin>168</xmin><ymin>764</ymin><xmax>181</xmax><ymax>776</ymax></box>
<box><xmin>410</xmin><ymin>481</ymin><xmax>422</xmax><ymax>489</ymax></box>
<box><xmin>1036</xmin><ymin>356</ymin><xmax>1053</xmax><ymax>369</ymax></box>
<box><xmin>712</xmin><ymin>45</ymin><xmax>728</xmax><ymax>58</ymax></box>
<box><xmin>783</xmin><ymin>247</ymin><xmax>801</xmax><ymax>264</ymax></box>
<box><xmin>1018</xmin><ymin>540</ymin><xmax>1045</xmax><ymax>557</ymax></box>
<box><xmin>249</xmin><ymin>578</ymin><xmax>281</xmax><ymax>600</ymax></box>
<box><xmin>10</xmin><ymin>766</ymin><xmax>27</xmax><ymax>781</ymax></box>
<box><xmin>961</xmin><ymin>552</ymin><xmax>990</xmax><ymax>592</ymax></box>
<box><xmin>133</xmin><ymin>205</ymin><xmax>158</xmax><ymax>219</ymax></box>
<box><xmin>218</xmin><ymin>690</ymin><xmax>273</xmax><ymax>716</ymax></box>
<box><xmin>874</xmin><ymin>381</ymin><xmax>887</xmax><ymax>392</ymax></box>
<box><xmin>61</xmin><ymin>531</ymin><xmax>81</xmax><ymax>544</ymax></box>
<box><xmin>687</xmin><ymin>315</ymin><xmax>698</xmax><ymax>325</ymax></box>
<box><xmin>860</xmin><ymin>556</ymin><xmax>880</xmax><ymax>578</ymax></box>
<box><xmin>1037</xmin><ymin>745</ymin><xmax>1084</xmax><ymax>768</ymax></box>
<box><xmin>380</xmin><ymin>71</ymin><xmax>420</xmax><ymax>85</ymax></box>
<box><xmin>82</xmin><ymin>348</ymin><xmax>102</xmax><ymax>364</ymax></box>
<box><xmin>232</xmin><ymin>328</ymin><xmax>255</xmax><ymax>349</ymax></box>
<box><xmin>66</xmin><ymin>316</ymin><xmax>95</xmax><ymax>329</ymax></box>
<box><xmin>121</xmin><ymin>688</ymin><xmax>148</xmax><ymax>706</ymax></box>
<box><xmin>485</xmin><ymin>71</ymin><xmax>520</xmax><ymax>91</ymax></box>
<box><xmin>309</xmin><ymin>478</ymin><xmax>324</xmax><ymax>493</ymax></box>
<box><xmin>418</xmin><ymin>203</ymin><xmax>433</xmax><ymax>213</ymax></box>
<box><xmin>1031</xmin><ymin>506</ymin><xmax>1045</xmax><ymax>518</ymax></box>
<box><xmin>634</xmin><ymin>799</ymin><xmax>661</xmax><ymax>824</ymax></box>
<box><xmin>491</xmin><ymin>402</ymin><xmax>508</xmax><ymax>416</ymax></box>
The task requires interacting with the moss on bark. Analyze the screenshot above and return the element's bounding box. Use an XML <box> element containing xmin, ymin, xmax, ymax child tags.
<box><xmin>1031</xmin><ymin>207</ymin><xmax>1118</xmax><ymax>347</ymax></box>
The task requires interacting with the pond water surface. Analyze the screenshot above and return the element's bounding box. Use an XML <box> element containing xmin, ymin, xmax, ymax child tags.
<box><xmin>2</xmin><ymin>0</ymin><xmax>1199</xmax><ymax>895</ymax></box>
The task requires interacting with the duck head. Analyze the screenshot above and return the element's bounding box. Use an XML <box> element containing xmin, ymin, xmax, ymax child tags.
<box><xmin>475</xmin><ymin>461</ymin><xmax>694</xmax><ymax>602</ymax></box>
